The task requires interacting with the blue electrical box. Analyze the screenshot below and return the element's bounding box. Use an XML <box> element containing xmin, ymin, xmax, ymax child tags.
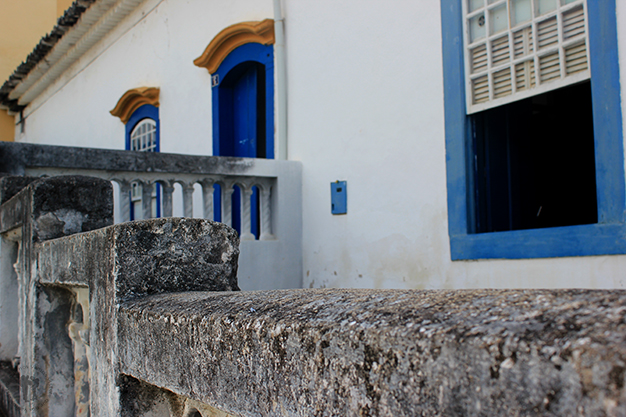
<box><xmin>331</xmin><ymin>181</ymin><xmax>347</xmax><ymax>214</ymax></box>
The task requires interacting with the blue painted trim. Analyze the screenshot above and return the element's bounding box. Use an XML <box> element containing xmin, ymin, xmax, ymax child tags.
<box><xmin>441</xmin><ymin>0</ymin><xmax>626</xmax><ymax>260</ymax></box>
<box><xmin>212</xmin><ymin>42</ymin><xmax>275</xmax><ymax>159</ymax></box>
<box><xmin>441</xmin><ymin>0</ymin><xmax>469</xmax><ymax>239</ymax></box>
<box><xmin>212</xmin><ymin>82</ymin><xmax>220</xmax><ymax>156</ymax></box>
<box><xmin>588</xmin><ymin>0</ymin><xmax>625</xmax><ymax>224</ymax></box>
<box><xmin>451</xmin><ymin>224</ymin><xmax>626</xmax><ymax>260</ymax></box>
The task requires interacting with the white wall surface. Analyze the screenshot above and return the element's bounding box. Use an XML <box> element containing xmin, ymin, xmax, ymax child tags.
<box><xmin>285</xmin><ymin>0</ymin><xmax>626</xmax><ymax>290</ymax></box>
<box><xmin>13</xmin><ymin>0</ymin><xmax>626</xmax><ymax>290</ymax></box>
<box><xmin>16</xmin><ymin>0</ymin><xmax>273</xmax><ymax>154</ymax></box>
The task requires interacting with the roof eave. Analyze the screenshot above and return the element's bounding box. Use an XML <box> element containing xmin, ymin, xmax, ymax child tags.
<box><xmin>0</xmin><ymin>0</ymin><xmax>147</xmax><ymax>112</ymax></box>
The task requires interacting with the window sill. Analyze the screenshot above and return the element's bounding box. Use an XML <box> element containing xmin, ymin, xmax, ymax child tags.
<box><xmin>450</xmin><ymin>223</ymin><xmax>626</xmax><ymax>260</ymax></box>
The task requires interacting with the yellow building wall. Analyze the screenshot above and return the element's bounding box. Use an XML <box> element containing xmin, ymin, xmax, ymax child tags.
<box><xmin>0</xmin><ymin>110</ymin><xmax>14</xmax><ymax>142</ymax></box>
<box><xmin>0</xmin><ymin>0</ymin><xmax>72</xmax><ymax>141</ymax></box>
<box><xmin>57</xmin><ymin>0</ymin><xmax>74</xmax><ymax>19</ymax></box>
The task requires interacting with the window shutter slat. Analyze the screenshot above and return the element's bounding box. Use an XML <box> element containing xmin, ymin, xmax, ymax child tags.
<box><xmin>565</xmin><ymin>41</ymin><xmax>588</xmax><ymax>74</ymax></box>
<box><xmin>539</xmin><ymin>52</ymin><xmax>561</xmax><ymax>83</ymax></box>
<box><xmin>515</xmin><ymin>60</ymin><xmax>535</xmax><ymax>91</ymax></box>
<box><xmin>471</xmin><ymin>44</ymin><xmax>488</xmax><ymax>74</ymax></box>
<box><xmin>537</xmin><ymin>17</ymin><xmax>558</xmax><ymax>49</ymax></box>
<box><xmin>493</xmin><ymin>68</ymin><xmax>513</xmax><ymax>98</ymax></box>
<box><xmin>513</xmin><ymin>27</ymin><xmax>533</xmax><ymax>58</ymax></box>
<box><xmin>472</xmin><ymin>75</ymin><xmax>490</xmax><ymax>104</ymax></box>
<box><xmin>563</xmin><ymin>6</ymin><xmax>585</xmax><ymax>40</ymax></box>
<box><xmin>491</xmin><ymin>35</ymin><xmax>511</xmax><ymax>67</ymax></box>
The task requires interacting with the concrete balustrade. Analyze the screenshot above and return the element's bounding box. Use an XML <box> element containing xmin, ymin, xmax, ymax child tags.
<box><xmin>113</xmin><ymin>174</ymin><xmax>275</xmax><ymax>241</ymax></box>
<box><xmin>0</xmin><ymin>141</ymin><xmax>302</xmax><ymax>291</ymax></box>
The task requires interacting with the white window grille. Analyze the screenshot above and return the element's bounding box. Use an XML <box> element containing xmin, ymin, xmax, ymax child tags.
<box><xmin>130</xmin><ymin>119</ymin><xmax>158</xmax><ymax>218</ymax></box>
<box><xmin>463</xmin><ymin>0</ymin><xmax>589</xmax><ymax>114</ymax></box>
<box><xmin>130</xmin><ymin>119</ymin><xmax>157</xmax><ymax>152</ymax></box>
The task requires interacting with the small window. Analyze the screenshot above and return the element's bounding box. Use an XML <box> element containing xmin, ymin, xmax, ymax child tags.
<box><xmin>125</xmin><ymin>105</ymin><xmax>160</xmax><ymax>220</ymax></box>
<box><xmin>130</xmin><ymin>119</ymin><xmax>157</xmax><ymax>152</ymax></box>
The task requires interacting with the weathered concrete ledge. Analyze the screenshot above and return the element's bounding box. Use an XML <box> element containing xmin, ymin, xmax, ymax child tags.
<box><xmin>0</xmin><ymin>175</ymin><xmax>113</xmax><ymax>239</ymax></box>
<box><xmin>119</xmin><ymin>289</ymin><xmax>626</xmax><ymax>416</ymax></box>
<box><xmin>0</xmin><ymin>141</ymin><xmax>284</xmax><ymax>176</ymax></box>
<box><xmin>34</xmin><ymin>216</ymin><xmax>240</xmax><ymax>415</ymax></box>
<box><xmin>0</xmin><ymin>175</ymin><xmax>38</xmax><ymax>205</ymax></box>
<box><xmin>37</xmin><ymin>217</ymin><xmax>241</xmax><ymax>298</ymax></box>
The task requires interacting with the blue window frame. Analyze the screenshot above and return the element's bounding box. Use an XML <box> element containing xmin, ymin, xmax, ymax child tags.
<box><xmin>212</xmin><ymin>42</ymin><xmax>274</xmax><ymax>238</ymax></box>
<box><xmin>441</xmin><ymin>0</ymin><xmax>626</xmax><ymax>260</ymax></box>
<box><xmin>126</xmin><ymin>104</ymin><xmax>161</xmax><ymax>219</ymax></box>
<box><xmin>125</xmin><ymin>104</ymin><xmax>160</xmax><ymax>152</ymax></box>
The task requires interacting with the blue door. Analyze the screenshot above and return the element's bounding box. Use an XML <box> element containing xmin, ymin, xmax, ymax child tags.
<box><xmin>214</xmin><ymin>62</ymin><xmax>263</xmax><ymax>238</ymax></box>
<box><xmin>231</xmin><ymin>64</ymin><xmax>259</xmax><ymax>237</ymax></box>
<box><xmin>233</xmin><ymin>65</ymin><xmax>258</xmax><ymax>157</ymax></box>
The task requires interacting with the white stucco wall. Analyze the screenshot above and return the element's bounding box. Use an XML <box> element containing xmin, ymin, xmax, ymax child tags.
<box><xmin>16</xmin><ymin>0</ymin><xmax>273</xmax><ymax>154</ymax></box>
<box><xmin>12</xmin><ymin>0</ymin><xmax>626</xmax><ymax>290</ymax></box>
<box><xmin>285</xmin><ymin>0</ymin><xmax>626</xmax><ymax>290</ymax></box>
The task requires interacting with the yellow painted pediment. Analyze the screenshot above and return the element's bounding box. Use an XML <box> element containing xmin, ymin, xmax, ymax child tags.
<box><xmin>110</xmin><ymin>87</ymin><xmax>160</xmax><ymax>124</ymax></box>
<box><xmin>194</xmin><ymin>20</ymin><xmax>275</xmax><ymax>74</ymax></box>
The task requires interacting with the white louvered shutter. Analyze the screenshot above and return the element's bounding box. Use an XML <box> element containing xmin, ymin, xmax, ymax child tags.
<box><xmin>463</xmin><ymin>0</ymin><xmax>590</xmax><ymax>114</ymax></box>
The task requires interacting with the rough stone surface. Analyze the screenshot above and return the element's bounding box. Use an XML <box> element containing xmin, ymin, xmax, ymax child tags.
<box><xmin>118</xmin><ymin>375</ymin><xmax>176</xmax><ymax>417</ymax></box>
<box><xmin>0</xmin><ymin>175</ymin><xmax>114</xmax><ymax>416</ymax></box>
<box><xmin>0</xmin><ymin>175</ymin><xmax>113</xmax><ymax>237</ymax></box>
<box><xmin>37</xmin><ymin>217</ymin><xmax>240</xmax><ymax>298</ymax></box>
<box><xmin>114</xmin><ymin>218</ymin><xmax>240</xmax><ymax>300</ymax></box>
<box><xmin>35</xmin><ymin>217</ymin><xmax>239</xmax><ymax>416</ymax></box>
<box><xmin>29</xmin><ymin>175</ymin><xmax>113</xmax><ymax>242</ymax></box>
<box><xmin>0</xmin><ymin>176</ymin><xmax>38</xmax><ymax>205</ymax></box>
<box><xmin>119</xmin><ymin>289</ymin><xmax>626</xmax><ymax>417</ymax></box>
<box><xmin>31</xmin><ymin>285</ymin><xmax>75</xmax><ymax>416</ymax></box>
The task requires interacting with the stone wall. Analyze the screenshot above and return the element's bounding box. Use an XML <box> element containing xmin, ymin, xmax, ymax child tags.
<box><xmin>0</xmin><ymin>174</ymin><xmax>625</xmax><ymax>416</ymax></box>
<box><xmin>118</xmin><ymin>289</ymin><xmax>626</xmax><ymax>416</ymax></box>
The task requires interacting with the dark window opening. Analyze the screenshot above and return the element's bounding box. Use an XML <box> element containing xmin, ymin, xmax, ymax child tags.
<box><xmin>471</xmin><ymin>81</ymin><xmax>597</xmax><ymax>233</ymax></box>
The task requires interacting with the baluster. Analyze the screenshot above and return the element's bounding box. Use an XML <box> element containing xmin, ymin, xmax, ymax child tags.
<box><xmin>161</xmin><ymin>182</ymin><xmax>174</xmax><ymax>217</ymax></box>
<box><xmin>182</xmin><ymin>183</ymin><xmax>194</xmax><ymax>218</ymax></box>
<box><xmin>118</xmin><ymin>181</ymin><xmax>132</xmax><ymax>223</ymax></box>
<box><xmin>201</xmin><ymin>181</ymin><xmax>214</xmax><ymax>220</ymax></box>
<box><xmin>221</xmin><ymin>183</ymin><xmax>234</xmax><ymax>227</ymax></box>
<box><xmin>259</xmin><ymin>183</ymin><xmax>275</xmax><ymax>240</ymax></box>
<box><xmin>240</xmin><ymin>184</ymin><xmax>255</xmax><ymax>241</ymax></box>
<box><xmin>141</xmin><ymin>181</ymin><xmax>153</xmax><ymax>219</ymax></box>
